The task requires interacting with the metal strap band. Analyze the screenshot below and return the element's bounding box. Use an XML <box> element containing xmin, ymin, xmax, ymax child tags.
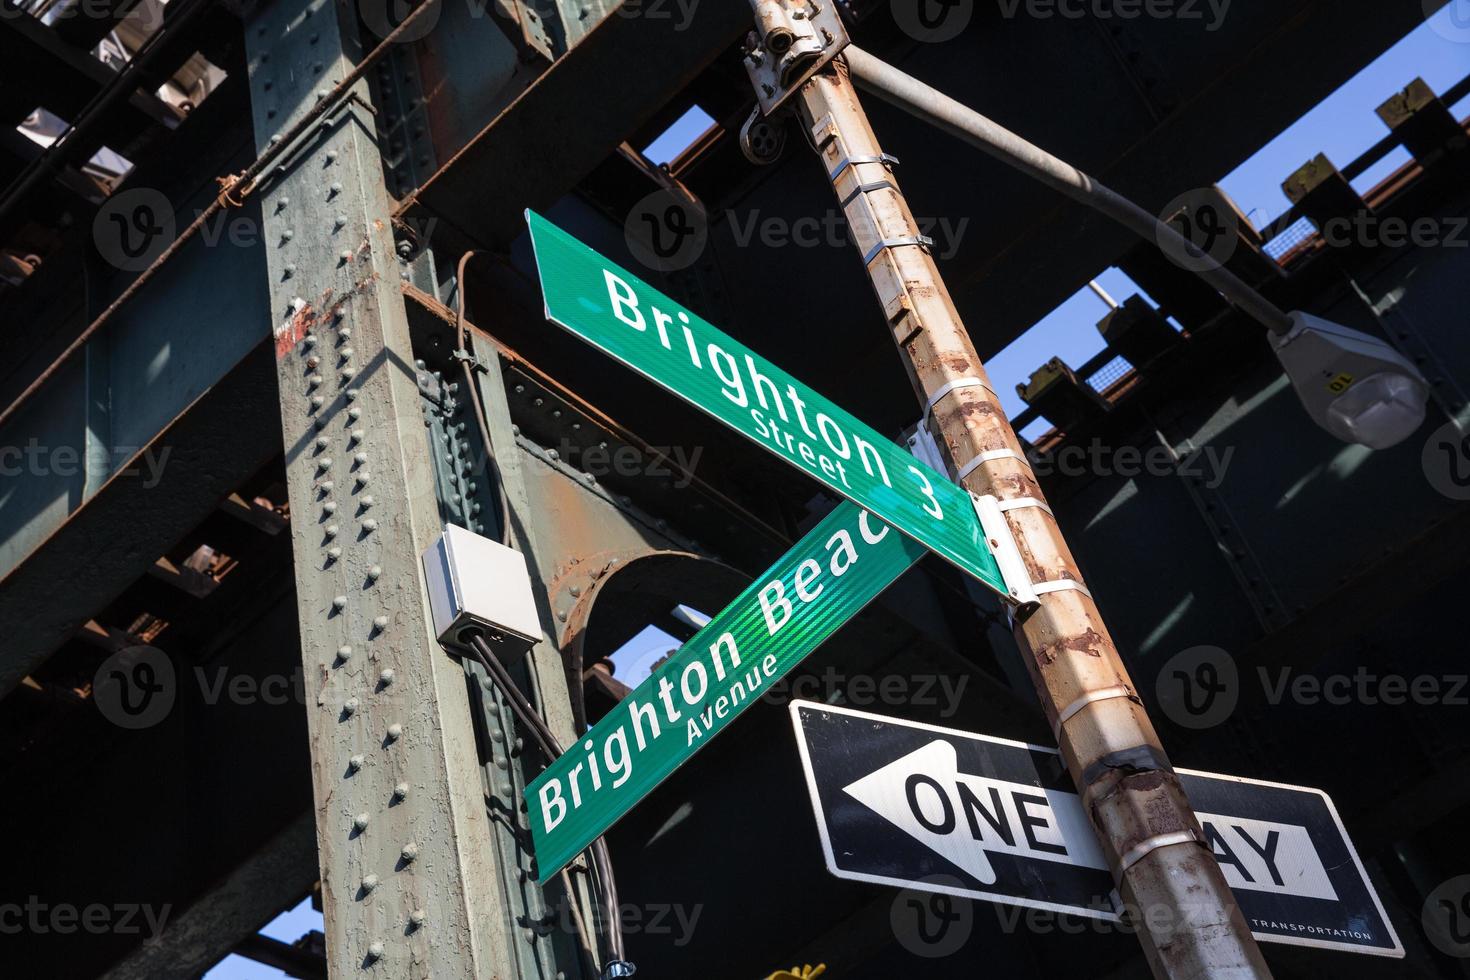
<box><xmin>841</xmin><ymin>179</ymin><xmax>900</xmax><ymax>207</ymax></box>
<box><xmin>862</xmin><ymin>234</ymin><xmax>934</xmax><ymax>266</ymax></box>
<box><xmin>1119</xmin><ymin>831</ymin><xmax>1202</xmax><ymax>872</ymax></box>
<box><xmin>1031</xmin><ymin>579</ymin><xmax>1093</xmax><ymax>600</ymax></box>
<box><xmin>1053</xmin><ymin>685</ymin><xmax>1134</xmax><ymax>741</ymax></box>
<box><xmin>925</xmin><ymin>377</ymin><xmax>996</xmax><ymax>419</ymax></box>
<box><xmin>956</xmin><ymin>448</ymin><xmax>1030</xmax><ymax>481</ymax></box>
<box><xmin>829</xmin><ymin>152</ymin><xmax>900</xmax><ymax>183</ymax></box>
<box><xmin>996</xmin><ymin>496</ymin><xmax>1054</xmax><ymax>518</ymax></box>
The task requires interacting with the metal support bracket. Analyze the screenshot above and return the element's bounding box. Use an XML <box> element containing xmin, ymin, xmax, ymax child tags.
<box><xmin>972</xmin><ymin>492</ymin><xmax>1039</xmax><ymax>607</ymax></box>
<box><xmin>452</xmin><ymin>347</ymin><xmax>491</xmax><ymax>375</ymax></box>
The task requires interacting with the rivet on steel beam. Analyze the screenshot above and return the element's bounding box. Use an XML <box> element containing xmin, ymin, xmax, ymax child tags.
<box><xmin>361</xmin><ymin>874</ymin><xmax>379</xmax><ymax>893</ymax></box>
<box><xmin>308</xmin><ymin>374</ymin><xmax>323</xmax><ymax>388</ymax></box>
<box><xmin>323</xmin><ymin>501</ymin><xmax>337</xmax><ymax>514</ymax></box>
<box><xmin>393</xmin><ymin>782</ymin><xmax>409</xmax><ymax>801</ymax></box>
<box><xmin>354</xmin><ymin>451</ymin><xmax>369</xmax><ymax>466</ymax></box>
<box><xmin>326</xmin><ymin>150</ymin><xmax>338</xmax><ymax>163</ymax></box>
<box><xmin>348</xmin><ymin>406</ymin><xmax>362</xmax><ymax>420</ymax></box>
<box><xmin>318</xmin><ymin>457</ymin><xmax>333</xmax><ymax>471</ymax></box>
<box><xmin>373</xmin><ymin>615</ymin><xmax>389</xmax><ymax>631</ymax></box>
<box><xmin>350</xmin><ymin>429</ymin><xmax>365</xmax><ymax>444</ymax></box>
<box><xmin>362</xmin><ymin>518</ymin><xmax>378</xmax><ymax>533</ymax></box>
<box><xmin>332</xmin><ymin>595</ymin><xmax>348</xmax><ymax>610</ymax></box>
<box><xmin>379</xmin><ymin>668</ymin><xmax>394</xmax><ymax>686</ymax></box>
<box><xmin>337</xmin><ymin>644</ymin><xmax>353</xmax><ymax>661</ymax></box>
<box><xmin>341</xmin><ymin>347</ymin><xmax>355</xmax><ymax>360</ymax></box>
<box><xmin>333</xmin><ymin>214</ymin><xmax>346</xmax><ymax>229</ymax></box>
<box><xmin>348</xmin><ymin>754</ymin><xmax>364</xmax><ymax>772</ymax></box>
<box><xmin>281</xmin><ymin>229</ymin><xmax>294</xmax><ymax>242</ymax></box>
<box><xmin>343</xmin><ymin>697</ymin><xmax>359</xmax><ymax>716</ymax></box>
<box><xmin>329</xmin><ymin>182</ymin><xmax>343</xmax><ymax>197</ymax></box>
<box><xmin>342</xmin><ymin>368</ymin><xmax>356</xmax><ymax>381</ymax></box>
<box><xmin>339</xmin><ymin>250</ymin><xmax>353</xmax><ymax>263</ymax></box>
<box><xmin>366</xmin><ymin>941</ymin><xmax>384</xmax><ymax>963</ymax></box>
<box><xmin>316</xmin><ymin>435</ymin><xmax>329</xmax><ymax>449</ymax></box>
<box><xmin>310</xmin><ymin>394</ymin><xmax>325</xmax><ymax>408</ymax></box>
<box><xmin>386</xmin><ymin>723</ymin><xmax>403</xmax><ymax>741</ymax></box>
<box><xmin>325</xmin><ymin>524</ymin><xmax>339</xmax><ymax>539</ymax></box>
<box><xmin>367</xmin><ymin>565</ymin><xmax>382</xmax><ymax>582</ymax></box>
<box><xmin>283</xmin><ymin>263</ymin><xmax>296</xmax><ymax>277</ymax></box>
<box><xmin>409</xmin><ymin>910</ymin><xmax>426</xmax><ymax>930</ymax></box>
<box><xmin>361</xmin><ymin>495</ymin><xmax>375</xmax><ymax>508</ymax></box>
<box><xmin>321</xmin><ymin>480</ymin><xmax>335</xmax><ymax>492</ymax></box>
<box><xmin>401</xmin><ymin>842</ymin><xmax>418</xmax><ymax>863</ymax></box>
<box><xmin>327</xmin><ymin>547</ymin><xmax>342</xmax><ymax>561</ymax></box>
<box><xmin>338</xmin><ymin>327</ymin><xmax>352</xmax><ymax>341</ymax></box>
<box><xmin>346</xmin><ymin>389</ymin><xmax>360</xmax><ymax>401</ymax></box>
<box><xmin>303</xmin><ymin>334</ymin><xmax>317</xmax><ymax>348</ymax></box>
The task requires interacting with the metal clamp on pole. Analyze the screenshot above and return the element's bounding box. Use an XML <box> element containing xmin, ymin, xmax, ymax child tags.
<box><xmin>861</xmin><ymin>234</ymin><xmax>934</xmax><ymax>266</ymax></box>
<box><xmin>972</xmin><ymin>493</ymin><xmax>1039</xmax><ymax>608</ymax></box>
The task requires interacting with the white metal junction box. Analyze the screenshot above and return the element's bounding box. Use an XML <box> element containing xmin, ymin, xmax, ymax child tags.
<box><xmin>421</xmin><ymin>524</ymin><xmax>542</xmax><ymax>655</ymax></box>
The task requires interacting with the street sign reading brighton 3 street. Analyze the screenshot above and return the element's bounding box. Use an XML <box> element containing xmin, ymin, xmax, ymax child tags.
<box><xmin>791</xmin><ymin>702</ymin><xmax>1403</xmax><ymax>958</ymax></box>
<box><xmin>525</xmin><ymin>210</ymin><xmax>1014</xmax><ymax>600</ymax></box>
<box><xmin>524</xmin><ymin>502</ymin><xmax>926</xmax><ymax>881</ymax></box>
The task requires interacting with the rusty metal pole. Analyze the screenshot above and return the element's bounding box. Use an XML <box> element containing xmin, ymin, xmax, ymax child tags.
<box><xmin>787</xmin><ymin>59</ymin><xmax>1272</xmax><ymax>979</ymax></box>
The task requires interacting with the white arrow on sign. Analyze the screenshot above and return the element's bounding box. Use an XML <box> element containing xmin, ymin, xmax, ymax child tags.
<box><xmin>845</xmin><ymin>739</ymin><xmax>1338</xmax><ymax>902</ymax></box>
<box><xmin>842</xmin><ymin>739</ymin><xmax>1107</xmax><ymax>886</ymax></box>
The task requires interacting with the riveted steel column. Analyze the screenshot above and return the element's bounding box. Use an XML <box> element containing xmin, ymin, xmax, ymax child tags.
<box><xmin>243</xmin><ymin>2</ymin><xmax>516</xmax><ymax>975</ymax></box>
<box><xmin>790</xmin><ymin>60</ymin><xmax>1272</xmax><ymax>979</ymax></box>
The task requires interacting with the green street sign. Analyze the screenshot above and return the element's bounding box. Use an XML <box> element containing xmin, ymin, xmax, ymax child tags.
<box><xmin>525</xmin><ymin>500</ymin><xmax>925</xmax><ymax>881</ymax></box>
<box><xmin>525</xmin><ymin>210</ymin><xmax>1010</xmax><ymax>599</ymax></box>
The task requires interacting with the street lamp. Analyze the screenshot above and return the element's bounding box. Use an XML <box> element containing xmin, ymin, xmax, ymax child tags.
<box><xmin>1272</xmin><ymin>312</ymin><xmax>1429</xmax><ymax>450</ymax></box>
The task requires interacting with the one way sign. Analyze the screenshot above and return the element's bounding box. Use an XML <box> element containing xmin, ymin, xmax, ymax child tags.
<box><xmin>790</xmin><ymin>701</ymin><xmax>1402</xmax><ymax>958</ymax></box>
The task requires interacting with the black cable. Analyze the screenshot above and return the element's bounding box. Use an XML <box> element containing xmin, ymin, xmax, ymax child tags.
<box><xmin>454</xmin><ymin>251</ymin><xmax>515</xmax><ymax>547</ymax></box>
<box><xmin>466</xmin><ymin>636</ymin><xmax>630</xmax><ymax>970</ymax></box>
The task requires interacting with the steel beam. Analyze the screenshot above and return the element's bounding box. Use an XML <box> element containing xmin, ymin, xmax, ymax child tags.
<box><xmin>100</xmin><ymin>813</ymin><xmax>319</xmax><ymax>980</ymax></box>
<box><xmin>243</xmin><ymin>0</ymin><xmax>525</xmax><ymax>973</ymax></box>
<box><xmin>398</xmin><ymin>0</ymin><xmax>747</xmax><ymax>250</ymax></box>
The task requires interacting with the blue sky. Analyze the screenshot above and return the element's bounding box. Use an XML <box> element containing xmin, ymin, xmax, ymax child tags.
<box><xmin>207</xmin><ymin>11</ymin><xmax>1469</xmax><ymax>977</ymax></box>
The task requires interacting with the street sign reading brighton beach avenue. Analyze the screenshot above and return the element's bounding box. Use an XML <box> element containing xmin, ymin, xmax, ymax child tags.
<box><xmin>525</xmin><ymin>502</ymin><xmax>926</xmax><ymax>882</ymax></box>
<box><xmin>525</xmin><ymin>210</ymin><xmax>1012</xmax><ymax>600</ymax></box>
<box><xmin>791</xmin><ymin>702</ymin><xmax>1403</xmax><ymax>958</ymax></box>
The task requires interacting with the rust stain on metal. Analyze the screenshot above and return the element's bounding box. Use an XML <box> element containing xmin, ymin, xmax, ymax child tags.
<box><xmin>1035</xmin><ymin>627</ymin><xmax>1106</xmax><ymax>665</ymax></box>
<box><xmin>274</xmin><ymin>301</ymin><xmax>316</xmax><ymax>360</ymax></box>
